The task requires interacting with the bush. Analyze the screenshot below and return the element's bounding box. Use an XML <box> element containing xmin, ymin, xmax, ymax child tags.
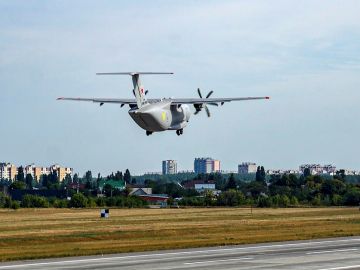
<box><xmin>257</xmin><ymin>196</ymin><xmax>272</xmax><ymax>208</ymax></box>
<box><xmin>179</xmin><ymin>197</ymin><xmax>205</xmax><ymax>207</ymax></box>
<box><xmin>69</xmin><ymin>193</ymin><xmax>88</xmax><ymax>208</ymax></box>
<box><xmin>11</xmin><ymin>201</ymin><xmax>20</xmax><ymax>210</ymax></box>
<box><xmin>331</xmin><ymin>194</ymin><xmax>343</xmax><ymax>206</ymax></box>
<box><xmin>0</xmin><ymin>192</ymin><xmax>9</xmax><ymax>208</ymax></box>
<box><xmin>21</xmin><ymin>195</ymin><xmax>49</xmax><ymax>208</ymax></box>
<box><xmin>290</xmin><ymin>196</ymin><xmax>299</xmax><ymax>206</ymax></box>
<box><xmin>343</xmin><ymin>189</ymin><xmax>360</xmax><ymax>206</ymax></box>
<box><xmin>52</xmin><ymin>199</ymin><xmax>68</xmax><ymax>208</ymax></box>
<box><xmin>311</xmin><ymin>195</ymin><xmax>322</xmax><ymax>206</ymax></box>
<box><xmin>279</xmin><ymin>195</ymin><xmax>290</xmax><ymax>207</ymax></box>
<box><xmin>217</xmin><ymin>190</ymin><xmax>245</xmax><ymax>206</ymax></box>
<box><xmin>105</xmin><ymin>197</ymin><xmax>117</xmax><ymax>207</ymax></box>
<box><xmin>96</xmin><ymin>197</ymin><xmax>106</xmax><ymax>207</ymax></box>
<box><xmin>87</xmin><ymin>197</ymin><xmax>97</xmax><ymax>208</ymax></box>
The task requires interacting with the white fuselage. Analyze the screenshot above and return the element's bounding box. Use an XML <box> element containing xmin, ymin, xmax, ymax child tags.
<box><xmin>128</xmin><ymin>100</ymin><xmax>191</xmax><ymax>132</ymax></box>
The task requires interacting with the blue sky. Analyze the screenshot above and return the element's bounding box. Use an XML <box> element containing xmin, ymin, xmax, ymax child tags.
<box><xmin>1</xmin><ymin>1</ymin><xmax>359</xmax><ymax>175</ymax></box>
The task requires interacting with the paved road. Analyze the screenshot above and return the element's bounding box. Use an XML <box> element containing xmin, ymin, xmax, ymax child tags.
<box><xmin>0</xmin><ymin>237</ymin><xmax>359</xmax><ymax>269</ymax></box>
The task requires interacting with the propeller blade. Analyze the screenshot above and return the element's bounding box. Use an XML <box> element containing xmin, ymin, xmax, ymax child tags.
<box><xmin>194</xmin><ymin>110</ymin><xmax>201</xmax><ymax>115</ymax></box>
<box><xmin>206</xmin><ymin>90</ymin><xmax>214</xmax><ymax>99</ymax></box>
<box><xmin>205</xmin><ymin>105</ymin><xmax>211</xmax><ymax>117</ymax></box>
<box><xmin>197</xmin><ymin>88</ymin><xmax>203</xmax><ymax>99</ymax></box>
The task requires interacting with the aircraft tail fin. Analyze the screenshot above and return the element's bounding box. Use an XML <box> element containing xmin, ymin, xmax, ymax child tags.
<box><xmin>96</xmin><ymin>72</ymin><xmax>173</xmax><ymax>108</ymax></box>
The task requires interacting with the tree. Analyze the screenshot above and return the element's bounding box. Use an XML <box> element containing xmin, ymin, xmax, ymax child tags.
<box><xmin>42</xmin><ymin>171</ymin><xmax>59</xmax><ymax>189</ymax></box>
<box><xmin>246</xmin><ymin>180</ymin><xmax>267</xmax><ymax>197</ymax></box>
<box><xmin>0</xmin><ymin>192</ymin><xmax>11</xmax><ymax>208</ymax></box>
<box><xmin>217</xmin><ymin>190</ymin><xmax>245</xmax><ymax>206</ymax></box>
<box><xmin>260</xmin><ymin>166</ymin><xmax>266</xmax><ymax>182</ymax></box>
<box><xmin>21</xmin><ymin>195</ymin><xmax>49</xmax><ymax>208</ymax></box>
<box><xmin>17</xmin><ymin>166</ymin><xmax>25</xmax><ymax>183</ymax></box>
<box><xmin>343</xmin><ymin>188</ymin><xmax>360</xmax><ymax>206</ymax></box>
<box><xmin>335</xmin><ymin>170</ymin><xmax>346</xmax><ymax>182</ymax></box>
<box><xmin>84</xmin><ymin>171</ymin><xmax>93</xmax><ymax>189</ymax></box>
<box><xmin>25</xmin><ymin>174</ymin><xmax>33</xmax><ymax>189</ymax></box>
<box><xmin>63</xmin><ymin>174</ymin><xmax>72</xmax><ymax>186</ymax></box>
<box><xmin>255</xmin><ymin>166</ymin><xmax>266</xmax><ymax>183</ymax></box>
<box><xmin>124</xmin><ymin>169</ymin><xmax>131</xmax><ymax>184</ymax></box>
<box><xmin>73</xmin><ymin>173</ymin><xmax>79</xmax><ymax>183</ymax></box>
<box><xmin>204</xmin><ymin>190</ymin><xmax>215</xmax><ymax>206</ymax></box>
<box><xmin>9</xmin><ymin>181</ymin><xmax>26</xmax><ymax>190</ymax></box>
<box><xmin>257</xmin><ymin>196</ymin><xmax>272</xmax><ymax>207</ymax></box>
<box><xmin>225</xmin><ymin>174</ymin><xmax>237</xmax><ymax>190</ymax></box>
<box><xmin>97</xmin><ymin>173</ymin><xmax>102</xmax><ymax>188</ymax></box>
<box><xmin>114</xmin><ymin>171</ymin><xmax>123</xmax><ymax>181</ymax></box>
<box><xmin>69</xmin><ymin>193</ymin><xmax>88</xmax><ymax>208</ymax></box>
<box><xmin>303</xmin><ymin>168</ymin><xmax>311</xmax><ymax>178</ymax></box>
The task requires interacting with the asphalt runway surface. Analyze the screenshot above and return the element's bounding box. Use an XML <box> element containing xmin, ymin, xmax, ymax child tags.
<box><xmin>0</xmin><ymin>237</ymin><xmax>359</xmax><ymax>269</ymax></box>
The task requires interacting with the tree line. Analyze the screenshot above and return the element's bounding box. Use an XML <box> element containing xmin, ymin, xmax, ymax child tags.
<box><xmin>1</xmin><ymin>166</ymin><xmax>359</xmax><ymax>208</ymax></box>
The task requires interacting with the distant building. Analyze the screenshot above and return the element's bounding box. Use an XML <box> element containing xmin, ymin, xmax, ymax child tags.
<box><xmin>0</xmin><ymin>163</ymin><xmax>17</xmax><ymax>181</ymax></box>
<box><xmin>138</xmin><ymin>194</ymin><xmax>168</xmax><ymax>205</ymax></box>
<box><xmin>98</xmin><ymin>179</ymin><xmax>126</xmax><ymax>192</ymax></box>
<box><xmin>238</xmin><ymin>162</ymin><xmax>257</xmax><ymax>174</ymax></box>
<box><xmin>184</xmin><ymin>180</ymin><xmax>216</xmax><ymax>191</ymax></box>
<box><xmin>129</xmin><ymin>187</ymin><xmax>152</xmax><ymax>196</ymax></box>
<box><xmin>49</xmin><ymin>164</ymin><xmax>73</xmax><ymax>182</ymax></box>
<box><xmin>1</xmin><ymin>163</ymin><xmax>72</xmax><ymax>182</ymax></box>
<box><xmin>24</xmin><ymin>164</ymin><xmax>42</xmax><ymax>182</ymax></box>
<box><xmin>162</xmin><ymin>160</ymin><xmax>177</xmax><ymax>175</ymax></box>
<box><xmin>194</xmin><ymin>158</ymin><xmax>221</xmax><ymax>174</ymax></box>
<box><xmin>194</xmin><ymin>183</ymin><xmax>216</xmax><ymax>192</ymax></box>
<box><xmin>299</xmin><ymin>164</ymin><xmax>336</xmax><ymax>175</ymax></box>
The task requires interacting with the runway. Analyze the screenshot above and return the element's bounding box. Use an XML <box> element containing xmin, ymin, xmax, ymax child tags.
<box><xmin>0</xmin><ymin>237</ymin><xmax>359</xmax><ymax>269</ymax></box>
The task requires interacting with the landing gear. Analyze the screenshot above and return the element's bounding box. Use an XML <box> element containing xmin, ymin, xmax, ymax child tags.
<box><xmin>146</xmin><ymin>131</ymin><xmax>153</xmax><ymax>136</ymax></box>
<box><xmin>176</xmin><ymin>129</ymin><xmax>183</xmax><ymax>136</ymax></box>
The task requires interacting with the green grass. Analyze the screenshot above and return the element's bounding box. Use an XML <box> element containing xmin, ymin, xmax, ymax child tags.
<box><xmin>0</xmin><ymin>207</ymin><xmax>359</xmax><ymax>261</ymax></box>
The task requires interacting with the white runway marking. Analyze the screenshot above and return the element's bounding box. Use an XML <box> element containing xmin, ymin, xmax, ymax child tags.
<box><xmin>306</xmin><ymin>248</ymin><xmax>358</xmax><ymax>255</ymax></box>
<box><xmin>0</xmin><ymin>238</ymin><xmax>359</xmax><ymax>269</ymax></box>
<box><xmin>316</xmin><ymin>265</ymin><xmax>360</xmax><ymax>270</ymax></box>
<box><xmin>184</xmin><ymin>257</ymin><xmax>253</xmax><ymax>265</ymax></box>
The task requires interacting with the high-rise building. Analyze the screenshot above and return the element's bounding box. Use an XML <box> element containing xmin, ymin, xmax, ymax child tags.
<box><xmin>162</xmin><ymin>160</ymin><xmax>177</xmax><ymax>175</ymax></box>
<box><xmin>1</xmin><ymin>163</ymin><xmax>72</xmax><ymax>182</ymax></box>
<box><xmin>194</xmin><ymin>158</ymin><xmax>221</xmax><ymax>174</ymax></box>
<box><xmin>24</xmin><ymin>164</ymin><xmax>43</xmax><ymax>182</ymax></box>
<box><xmin>0</xmin><ymin>163</ymin><xmax>17</xmax><ymax>181</ymax></box>
<box><xmin>299</xmin><ymin>164</ymin><xmax>336</xmax><ymax>175</ymax></box>
<box><xmin>49</xmin><ymin>164</ymin><xmax>73</xmax><ymax>181</ymax></box>
<box><xmin>238</xmin><ymin>162</ymin><xmax>257</xmax><ymax>174</ymax></box>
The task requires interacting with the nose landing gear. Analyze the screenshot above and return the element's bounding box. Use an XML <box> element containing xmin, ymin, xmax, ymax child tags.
<box><xmin>176</xmin><ymin>129</ymin><xmax>183</xmax><ymax>136</ymax></box>
<box><xmin>146</xmin><ymin>131</ymin><xmax>153</xmax><ymax>136</ymax></box>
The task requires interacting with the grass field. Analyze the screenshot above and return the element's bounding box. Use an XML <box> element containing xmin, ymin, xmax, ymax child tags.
<box><xmin>0</xmin><ymin>207</ymin><xmax>359</xmax><ymax>261</ymax></box>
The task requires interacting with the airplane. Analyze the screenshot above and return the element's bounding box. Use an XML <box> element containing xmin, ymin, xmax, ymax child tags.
<box><xmin>57</xmin><ymin>72</ymin><xmax>270</xmax><ymax>136</ymax></box>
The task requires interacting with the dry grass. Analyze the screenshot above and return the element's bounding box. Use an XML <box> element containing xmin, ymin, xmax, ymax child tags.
<box><xmin>0</xmin><ymin>207</ymin><xmax>359</xmax><ymax>261</ymax></box>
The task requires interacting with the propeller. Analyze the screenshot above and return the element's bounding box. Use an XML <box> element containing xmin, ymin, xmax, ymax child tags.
<box><xmin>194</xmin><ymin>88</ymin><xmax>218</xmax><ymax>117</ymax></box>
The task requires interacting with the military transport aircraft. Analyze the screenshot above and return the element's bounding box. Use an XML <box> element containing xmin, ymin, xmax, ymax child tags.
<box><xmin>57</xmin><ymin>72</ymin><xmax>270</xmax><ymax>136</ymax></box>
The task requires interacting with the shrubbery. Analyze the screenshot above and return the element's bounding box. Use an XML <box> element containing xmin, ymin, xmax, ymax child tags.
<box><xmin>21</xmin><ymin>195</ymin><xmax>49</xmax><ymax>208</ymax></box>
<box><xmin>0</xmin><ymin>192</ymin><xmax>148</xmax><ymax>209</ymax></box>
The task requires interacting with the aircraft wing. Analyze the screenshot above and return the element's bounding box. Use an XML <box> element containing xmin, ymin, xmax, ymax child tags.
<box><xmin>57</xmin><ymin>97</ymin><xmax>138</xmax><ymax>104</ymax></box>
<box><xmin>57</xmin><ymin>96</ymin><xmax>269</xmax><ymax>105</ymax></box>
<box><xmin>169</xmin><ymin>97</ymin><xmax>270</xmax><ymax>105</ymax></box>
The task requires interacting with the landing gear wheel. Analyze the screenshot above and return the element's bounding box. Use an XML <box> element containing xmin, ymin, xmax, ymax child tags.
<box><xmin>176</xmin><ymin>129</ymin><xmax>183</xmax><ymax>136</ymax></box>
<box><xmin>146</xmin><ymin>131</ymin><xmax>153</xmax><ymax>136</ymax></box>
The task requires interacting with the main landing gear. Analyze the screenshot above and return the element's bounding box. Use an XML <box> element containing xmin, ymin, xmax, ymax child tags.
<box><xmin>146</xmin><ymin>131</ymin><xmax>153</xmax><ymax>136</ymax></box>
<box><xmin>176</xmin><ymin>129</ymin><xmax>183</xmax><ymax>136</ymax></box>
